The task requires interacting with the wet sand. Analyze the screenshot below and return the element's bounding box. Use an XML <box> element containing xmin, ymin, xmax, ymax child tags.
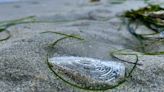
<box><xmin>0</xmin><ymin>0</ymin><xmax>164</xmax><ymax>92</ymax></box>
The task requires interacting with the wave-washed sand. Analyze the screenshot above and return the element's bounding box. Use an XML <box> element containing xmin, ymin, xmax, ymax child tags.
<box><xmin>0</xmin><ymin>0</ymin><xmax>164</xmax><ymax>92</ymax></box>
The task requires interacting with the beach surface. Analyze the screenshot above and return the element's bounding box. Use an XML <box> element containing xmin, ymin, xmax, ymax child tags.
<box><xmin>0</xmin><ymin>0</ymin><xmax>164</xmax><ymax>92</ymax></box>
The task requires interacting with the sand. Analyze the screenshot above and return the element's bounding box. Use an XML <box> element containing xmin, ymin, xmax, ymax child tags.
<box><xmin>0</xmin><ymin>0</ymin><xmax>164</xmax><ymax>92</ymax></box>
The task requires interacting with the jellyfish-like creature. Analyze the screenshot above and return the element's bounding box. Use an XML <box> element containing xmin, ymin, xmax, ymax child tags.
<box><xmin>48</xmin><ymin>56</ymin><xmax>125</xmax><ymax>90</ymax></box>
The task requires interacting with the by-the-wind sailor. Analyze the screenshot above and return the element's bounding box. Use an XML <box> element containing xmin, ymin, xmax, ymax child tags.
<box><xmin>48</xmin><ymin>56</ymin><xmax>125</xmax><ymax>90</ymax></box>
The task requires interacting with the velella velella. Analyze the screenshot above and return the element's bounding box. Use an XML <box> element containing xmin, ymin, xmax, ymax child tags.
<box><xmin>48</xmin><ymin>56</ymin><xmax>125</xmax><ymax>90</ymax></box>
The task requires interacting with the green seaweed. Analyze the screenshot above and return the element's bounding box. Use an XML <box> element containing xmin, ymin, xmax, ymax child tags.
<box><xmin>0</xmin><ymin>16</ymin><xmax>36</xmax><ymax>29</ymax></box>
<box><xmin>110</xmin><ymin>0</ymin><xmax>127</xmax><ymax>4</ymax></box>
<box><xmin>109</xmin><ymin>5</ymin><xmax>164</xmax><ymax>88</ymax></box>
<box><xmin>41</xmin><ymin>31</ymin><xmax>84</xmax><ymax>47</ymax></box>
<box><xmin>144</xmin><ymin>51</ymin><xmax>164</xmax><ymax>55</ymax></box>
<box><xmin>90</xmin><ymin>0</ymin><xmax>100</xmax><ymax>2</ymax></box>
<box><xmin>111</xmin><ymin>49</ymin><xmax>142</xmax><ymax>65</ymax></box>
<box><xmin>123</xmin><ymin>5</ymin><xmax>164</xmax><ymax>55</ymax></box>
<box><xmin>127</xmin><ymin>19</ymin><xmax>164</xmax><ymax>54</ymax></box>
<box><xmin>0</xmin><ymin>16</ymin><xmax>87</xmax><ymax>42</ymax></box>
<box><xmin>0</xmin><ymin>16</ymin><xmax>66</xmax><ymax>41</ymax></box>
<box><xmin>124</xmin><ymin>4</ymin><xmax>164</xmax><ymax>33</ymax></box>
<box><xmin>111</xmin><ymin>52</ymin><xmax>139</xmax><ymax>78</ymax></box>
<box><xmin>0</xmin><ymin>30</ymin><xmax>11</xmax><ymax>41</ymax></box>
<box><xmin>0</xmin><ymin>16</ymin><xmax>36</xmax><ymax>41</ymax></box>
<box><xmin>110</xmin><ymin>49</ymin><xmax>141</xmax><ymax>86</ymax></box>
<box><xmin>41</xmin><ymin>31</ymin><xmax>83</xmax><ymax>40</ymax></box>
<box><xmin>144</xmin><ymin>0</ymin><xmax>150</xmax><ymax>3</ymax></box>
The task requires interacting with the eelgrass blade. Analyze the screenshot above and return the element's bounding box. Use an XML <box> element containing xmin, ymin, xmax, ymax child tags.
<box><xmin>0</xmin><ymin>30</ymin><xmax>11</xmax><ymax>41</ymax></box>
<box><xmin>41</xmin><ymin>31</ymin><xmax>84</xmax><ymax>40</ymax></box>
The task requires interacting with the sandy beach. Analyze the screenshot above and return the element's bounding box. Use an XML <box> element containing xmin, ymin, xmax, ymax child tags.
<box><xmin>0</xmin><ymin>0</ymin><xmax>164</xmax><ymax>92</ymax></box>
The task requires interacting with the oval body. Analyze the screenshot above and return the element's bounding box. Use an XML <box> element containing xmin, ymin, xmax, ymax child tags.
<box><xmin>48</xmin><ymin>56</ymin><xmax>125</xmax><ymax>90</ymax></box>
